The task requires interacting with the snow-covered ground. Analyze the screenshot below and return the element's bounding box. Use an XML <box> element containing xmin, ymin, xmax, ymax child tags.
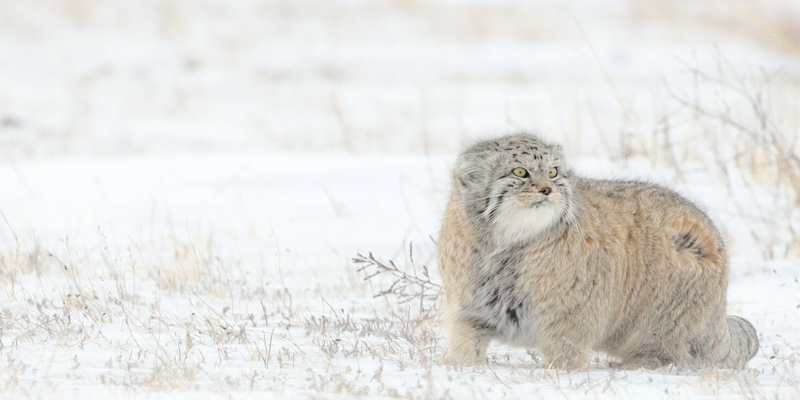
<box><xmin>1</xmin><ymin>0</ymin><xmax>799</xmax><ymax>399</ymax></box>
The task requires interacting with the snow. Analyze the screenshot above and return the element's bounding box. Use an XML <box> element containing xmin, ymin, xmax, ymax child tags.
<box><xmin>1</xmin><ymin>0</ymin><xmax>799</xmax><ymax>399</ymax></box>
<box><xmin>2</xmin><ymin>153</ymin><xmax>798</xmax><ymax>399</ymax></box>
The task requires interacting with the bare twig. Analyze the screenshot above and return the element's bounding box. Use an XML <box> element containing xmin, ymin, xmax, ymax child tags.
<box><xmin>352</xmin><ymin>244</ymin><xmax>442</xmax><ymax>314</ymax></box>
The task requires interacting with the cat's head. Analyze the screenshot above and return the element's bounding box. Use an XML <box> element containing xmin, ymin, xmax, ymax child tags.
<box><xmin>453</xmin><ymin>133</ymin><xmax>576</xmax><ymax>245</ymax></box>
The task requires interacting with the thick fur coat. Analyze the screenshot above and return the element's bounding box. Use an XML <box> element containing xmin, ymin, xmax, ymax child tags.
<box><xmin>437</xmin><ymin>133</ymin><xmax>758</xmax><ymax>369</ymax></box>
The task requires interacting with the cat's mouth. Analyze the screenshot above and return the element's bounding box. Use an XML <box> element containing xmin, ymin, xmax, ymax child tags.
<box><xmin>528</xmin><ymin>198</ymin><xmax>549</xmax><ymax>208</ymax></box>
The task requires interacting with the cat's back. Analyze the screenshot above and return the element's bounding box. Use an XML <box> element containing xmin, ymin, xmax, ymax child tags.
<box><xmin>571</xmin><ymin>177</ymin><xmax>726</xmax><ymax>272</ymax></box>
<box><xmin>577</xmin><ymin>177</ymin><xmax>704</xmax><ymax>216</ymax></box>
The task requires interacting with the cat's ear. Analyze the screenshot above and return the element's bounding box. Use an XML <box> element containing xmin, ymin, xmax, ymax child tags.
<box><xmin>454</xmin><ymin>151</ymin><xmax>491</xmax><ymax>188</ymax></box>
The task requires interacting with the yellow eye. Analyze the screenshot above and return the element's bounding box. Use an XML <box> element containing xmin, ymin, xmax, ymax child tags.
<box><xmin>548</xmin><ymin>167</ymin><xmax>558</xmax><ymax>178</ymax></box>
<box><xmin>512</xmin><ymin>167</ymin><xmax>528</xmax><ymax>178</ymax></box>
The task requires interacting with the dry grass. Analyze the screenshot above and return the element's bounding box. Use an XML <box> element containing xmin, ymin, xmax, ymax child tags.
<box><xmin>3</xmin><ymin>0</ymin><xmax>798</xmax><ymax>157</ymax></box>
<box><xmin>1</xmin><ymin>1</ymin><xmax>799</xmax><ymax>398</ymax></box>
<box><xmin>0</xmin><ymin>231</ymin><xmax>446</xmax><ymax>397</ymax></box>
<box><xmin>0</xmin><ymin>214</ymin><xmax>798</xmax><ymax>398</ymax></box>
<box><xmin>654</xmin><ymin>53</ymin><xmax>800</xmax><ymax>258</ymax></box>
<box><xmin>569</xmin><ymin>42</ymin><xmax>800</xmax><ymax>259</ymax></box>
<box><xmin>1</xmin><ymin>58</ymin><xmax>799</xmax><ymax>398</ymax></box>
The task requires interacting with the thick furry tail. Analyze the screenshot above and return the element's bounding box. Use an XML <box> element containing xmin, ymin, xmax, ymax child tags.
<box><xmin>728</xmin><ymin>315</ymin><xmax>759</xmax><ymax>360</ymax></box>
<box><xmin>693</xmin><ymin>314</ymin><xmax>758</xmax><ymax>369</ymax></box>
<box><xmin>715</xmin><ymin>315</ymin><xmax>758</xmax><ymax>369</ymax></box>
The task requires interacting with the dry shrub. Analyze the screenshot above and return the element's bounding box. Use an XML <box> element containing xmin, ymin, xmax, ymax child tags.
<box><xmin>353</xmin><ymin>242</ymin><xmax>442</xmax><ymax>319</ymax></box>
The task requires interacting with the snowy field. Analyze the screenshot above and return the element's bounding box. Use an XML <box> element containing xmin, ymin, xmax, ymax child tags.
<box><xmin>1</xmin><ymin>0</ymin><xmax>800</xmax><ymax>399</ymax></box>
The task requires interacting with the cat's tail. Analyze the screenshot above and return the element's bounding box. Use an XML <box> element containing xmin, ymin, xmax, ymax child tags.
<box><xmin>709</xmin><ymin>315</ymin><xmax>759</xmax><ymax>369</ymax></box>
<box><xmin>693</xmin><ymin>314</ymin><xmax>758</xmax><ymax>369</ymax></box>
<box><xmin>726</xmin><ymin>315</ymin><xmax>759</xmax><ymax>363</ymax></box>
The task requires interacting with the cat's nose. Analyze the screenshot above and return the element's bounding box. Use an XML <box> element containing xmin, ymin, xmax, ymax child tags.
<box><xmin>540</xmin><ymin>187</ymin><xmax>552</xmax><ymax>196</ymax></box>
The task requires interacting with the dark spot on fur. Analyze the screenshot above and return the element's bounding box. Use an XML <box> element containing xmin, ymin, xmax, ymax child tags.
<box><xmin>474</xmin><ymin>320</ymin><xmax>497</xmax><ymax>332</ymax></box>
<box><xmin>676</xmin><ymin>233</ymin><xmax>690</xmax><ymax>247</ymax></box>
<box><xmin>487</xmin><ymin>287</ymin><xmax>500</xmax><ymax>307</ymax></box>
<box><xmin>488</xmin><ymin>188</ymin><xmax>511</xmax><ymax>220</ymax></box>
<box><xmin>504</xmin><ymin>283</ymin><xmax>515</xmax><ymax>294</ymax></box>
<box><xmin>675</xmin><ymin>232</ymin><xmax>705</xmax><ymax>259</ymax></box>
<box><xmin>603</xmin><ymin>189</ymin><xmax>622</xmax><ymax>199</ymax></box>
<box><xmin>521</xmin><ymin>151</ymin><xmax>530</xmax><ymax>155</ymax></box>
<box><xmin>506</xmin><ymin>307</ymin><xmax>518</xmax><ymax>324</ymax></box>
<box><xmin>497</xmin><ymin>253</ymin><xmax>514</xmax><ymax>271</ymax></box>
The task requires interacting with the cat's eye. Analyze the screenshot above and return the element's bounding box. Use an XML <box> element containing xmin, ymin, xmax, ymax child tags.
<box><xmin>512</xmin><ymin>167</ymin><xmax>528</xmax><ymax>178</ymax></box>
<box><xmin>549</xmin><ymin>167</ymin><xmax>558</xmax><ymax>178</ymax></box>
